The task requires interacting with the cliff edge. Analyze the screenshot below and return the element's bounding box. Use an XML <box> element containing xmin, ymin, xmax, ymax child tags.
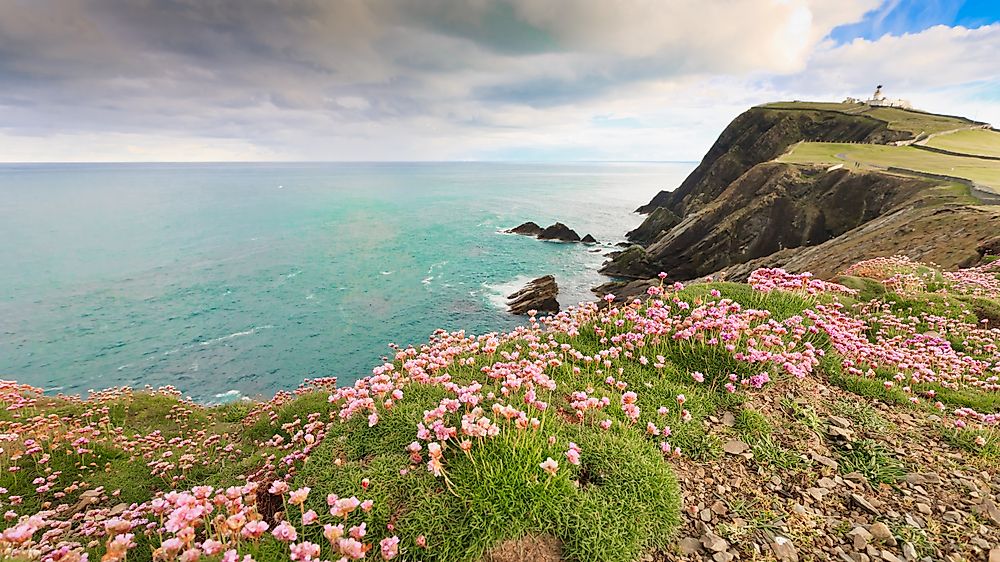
<box><xmin>602</xmin><ymin>102</ymin><xmax>1000</xmax><ymax>286</ymax></box>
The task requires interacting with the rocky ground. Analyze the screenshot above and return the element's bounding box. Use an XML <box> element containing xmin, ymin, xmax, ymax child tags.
<box><xmin>658</xmin><ymin>379</ymin><xmax>999</xmax><ymax>562</ymax></box>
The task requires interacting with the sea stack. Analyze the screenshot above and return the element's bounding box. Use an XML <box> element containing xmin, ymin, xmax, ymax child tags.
<box><xmin>537</xmin><ymin>222</ymin><xmax>581</xmax><ymax>242</ymax></box>
<box><xmin>507</xmin><ymin>221</ymin><xmax>544</xmax><ymax>236</ymax></box>
<box><xmin>506</xmin><ymin>276</ymin><xmax>559</xmax><ymax>315</ymax></box>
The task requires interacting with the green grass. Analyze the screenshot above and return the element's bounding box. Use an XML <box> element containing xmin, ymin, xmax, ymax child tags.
<box><xmin>832</xmin><ymin>399</ymin><xmax>893</xmax><ymax>433</ymax></box>
<box><xmin>941</xmin><ymin>427</ymin><xmax>1000</xmax><ymax>460</ymax></box>
<box><xmin>781</xmin><ymin>398</ymin><xmax>823</xmax><ymax>433</ymax></box>
<box><xmin>864</xmin><ymin>107</ymin><xmax>976</xmax><ymax>136</ymax></box>
<box><xmin>761</xmin><ymin>102</ymin><xmax>976</xmax><ymax>136</ymax></box>
<box><xmin>762</xmin><ymin>101</ymin><xmax>866</xmax><ymax>112</ymax></box>
<box><xmin>778</xmin><ymin>142</ymin><xmax>1000</xmax><ymax>192</ymax></box>
<box><xmin>287</xmin><ymin>380</ymin><xmax>682</xmax><ymax>562</ymax></box>
<box><xmin>837</xmin><ymin>439</ymin><xmax>906</xmax><ymax>485</ymax></box>
<box><xmin>924</xmin><ymin>128</ymin><xmax>1000</xmax><ymax>158</ymax></box>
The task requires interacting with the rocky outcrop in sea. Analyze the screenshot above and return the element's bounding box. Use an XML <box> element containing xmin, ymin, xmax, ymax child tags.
<box><xmin>507</xmin><ymin>221</ymin><xmax>596</xmax><ymax>244</ymax></box>
<box><xmin>506</xmin><ymin>275</ymin><xmax>559</xmax><ymax>315</ymax></box>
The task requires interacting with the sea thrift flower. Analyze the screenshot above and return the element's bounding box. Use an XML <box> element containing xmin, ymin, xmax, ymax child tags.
<box><xmin>289</xmin><ymin>542</ymin><xmax>321</xmax><ymax>561</ymax></box>
<box><xmin>540</xmin><ymin>457</ymin><xmax>559</xmax><ymax>476</ymax></box>
<box><xmin>566</xmin><ymin>442</ymin><xmax>581</xmax><ymax>465</ymax></box>
<box><xmin>242</xmin><ymin>520</ymin><xmax>269</xmax><ymax>539</ymax></box>
<box><xmin>324</xmin><ymin>524</ymin><xmax>344</xmax><ymax>544</ymax></box>
<box><xmin>288</xmin><ymin>486</ymin><xmax>310</xmax><ymax>505</ymax></box>
<box><xmin>272</xmin><ymin>521</ymin><xmax>297</xmax><ymax>542</ymax></box>
<box><xmin>381</xmin><ymin>536</ymin><xmax>400</xmax><ymax>560</ymax></box>
<box><xmin>269</xmin><ymin>480</ymin><xmax>289</xmax><ymax>496</ymax></box>
<box><xmin>302</xmin><ymin>510</ymin><xmax>318</xmax><ymax>525</ymax></box>
<box><xmin>203</xmin><ymin>540</ymin><xmax>223</xmax><ymax>556</ymax></box>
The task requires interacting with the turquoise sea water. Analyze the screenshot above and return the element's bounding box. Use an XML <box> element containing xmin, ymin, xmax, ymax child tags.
<box><xmin>0</xmin><ymin>162</ymin><xmax>692</xmax><ymax>401</ymax></box>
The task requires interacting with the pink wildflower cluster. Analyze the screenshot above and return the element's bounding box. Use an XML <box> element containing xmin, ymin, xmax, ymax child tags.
<box><xmin>748</xmin><ymin>268</ymin><xmax>858</xmax><ymax>296</ymax></box>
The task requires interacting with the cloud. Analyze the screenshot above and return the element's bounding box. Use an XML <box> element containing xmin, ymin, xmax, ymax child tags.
<box><xmin>0</xmin><ymin>0</ymin><xmax>995</xmax><ymax>162</ymax></box>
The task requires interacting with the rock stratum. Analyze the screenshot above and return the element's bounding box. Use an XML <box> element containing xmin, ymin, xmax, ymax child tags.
<box><xmin>506</xmin><ymin>275</ymin><xmax>559</xmax><ymax>315</ymax></box>
<box><xmin>600</xmin><ymin>103</ymin><xmax>1000</xmax><ymax>289</ymax></box>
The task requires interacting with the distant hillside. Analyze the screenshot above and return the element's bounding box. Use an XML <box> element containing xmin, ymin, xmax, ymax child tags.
<box><xmin>601</xmin><ymin>102</ymin><xmax>1000</xmax><ymax>288</ymax></box>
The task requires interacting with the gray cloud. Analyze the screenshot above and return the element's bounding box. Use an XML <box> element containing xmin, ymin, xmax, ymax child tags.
<box><xmin>1</xmin><ymin>0</ymin><xmax>995</xmax><ymax>161</ymax></box>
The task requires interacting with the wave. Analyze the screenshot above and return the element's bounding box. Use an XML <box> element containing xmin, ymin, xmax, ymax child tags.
<box><xmin>199</xmin><ymin>325</ymin><xmax>274</xmax><ymax>346</ymax></box>
<box><xmin>481</xmin><ymin>274</ymin><xmax>537</xmax><ymax>311</ymax></box>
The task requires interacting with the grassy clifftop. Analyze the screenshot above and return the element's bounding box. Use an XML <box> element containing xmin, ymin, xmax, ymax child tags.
<box><xmin>2</xmin><ymin>257</ymin><xmax>999</xmax><ymax>562</ymax></box>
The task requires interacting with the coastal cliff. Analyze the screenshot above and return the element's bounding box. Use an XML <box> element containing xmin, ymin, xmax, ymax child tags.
<box><xmin>635</xmin><ymin>106</ymin><xmax>911</xmax><ymax>216</ymax></box>
<box><xmin>603</xmin><ymin>103</ymin><xmax>1000</xmax><ymax>285</ymax></box>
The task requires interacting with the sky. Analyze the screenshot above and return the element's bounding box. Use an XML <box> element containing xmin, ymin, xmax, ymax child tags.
<box><xmin>1</xmin><ymin>0</ymin><xmax>998</xmax><ymax>162</ymax></box>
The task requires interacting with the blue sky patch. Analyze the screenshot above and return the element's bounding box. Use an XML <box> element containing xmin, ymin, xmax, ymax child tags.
<box><xmin>830</xmin><ymin>0</ymin><xmax>999</xmax><ymax>43</ymax></box>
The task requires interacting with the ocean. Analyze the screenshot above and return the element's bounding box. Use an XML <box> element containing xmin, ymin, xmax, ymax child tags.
<box><xmin>0</xmin><ymin>162</ymin><xmax>693</xmax><ymax>401</ymax></box>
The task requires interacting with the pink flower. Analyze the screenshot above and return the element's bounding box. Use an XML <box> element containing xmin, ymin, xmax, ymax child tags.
<box><xmin>269</xmin><ymin>480</ymin><xmax>290</xmax><ymax>496</ymax></box>
<box><xmin>540</xmin><ymin>457</ymin><xmax>559</xmax><ymax>476</ymax></box>
<box><xmin>289</xmin><ymin>542</ymin><xmax>321</xmax><ymax>562</ymax></box>
<box><xmin>323</xmin><ymin>524</ymin><xmax>344</xmax><ymax>544</ymax></box>
<box><xmin>416</xmin><ymin>535</ymin><xmax>427</xmax><ymax>548</ymax></box>
<box><xmin>161</xmin><ymin>538</ymin><xmax>183</xmax><ymax>554</ymax></box>
<box><xmin>242</xmin><ymin>520</ymin><xmax>269</xmax><ymax>539</ymax></box>
<box><xmin>272</xmin><ymin>521</ymin><xmax>297</xmax><ymax>542</ymax></box>
<box><xmin>338</xmin><ymin>537</ymin><xmax>366</xmax><ymax>559</ymax></box>
<box><xmin>302</xmin><ymin>510</ymin><xmax>318</xmax><ymax>526</ymax></box>
<box><xmin>330</xmin><ymin>496</ymin><xmax>361</xmax><ymax>519</ymax></box>
<box><xmin>349</xmin><ymin>522</ymin><xmax>367</xmax><ymax>539</ymax></box>
<box><xmin>222</xmin><ymin>550</ymin><xmax>238</xmax><ymax>562</ymax></box>
<box><xmin>288</xmin><ymin>487</ymin><xmax>310</xmax><ymax>505</ymax></box>
<box><xmin>566</xmin><ymin>443</ymin><xmax>581</xmax><ymax>465</ymax></box>
<box><xmin>380</xmin><ymin>536</ymin><xmax>400</xmax><ymax>560</ymax></box>
<box><xmin>202</xmin><ymin>539</ymin><xmax>223</xmax><ymax>556</ymax></box>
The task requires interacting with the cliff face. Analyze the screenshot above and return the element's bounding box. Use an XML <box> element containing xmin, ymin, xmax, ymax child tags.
<box><xmin>636</xmin><ymin>107</ymin><xmax>910</xmax><ymax>216</ymax></box>
<box><xmin>601</xmin><ymin>105</ymin><xmax>998</xmax><ymax>286</ymax></box>
<box><xmin>603</xmin><ymin>163</ymin><xmax>932</xmax><ymax>280</ymax></box>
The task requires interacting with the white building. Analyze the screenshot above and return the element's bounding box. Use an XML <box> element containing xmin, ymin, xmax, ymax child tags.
<box><xmin>864</xmin><ymin>85</ymin><xmax>912</xmax><ymax>109</ymax></box>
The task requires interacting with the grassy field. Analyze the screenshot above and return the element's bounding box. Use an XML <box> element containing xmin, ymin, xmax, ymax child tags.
<box><xmin>925</xmin><ymin>128</ymin><xmax>1000</xmax><ymax>158</ymax></box>
<box><xmin>863</xmin><ymin>107</ymin><xmax>976</xmax><ymax>135</ymax></box>
<box><xmin>762</xmin><ymin>101</ymin><xmax>978</xmax><ymax>136</ymax></box>
<box><xmin>762</xmin><ymin>101</ymin><xmax>865</xmax><ymax>112</ymax></box>
<box><xmin>778</xmin><ymin>141</ymin><xmax>1000</xmax><ymax>192</ymax></box>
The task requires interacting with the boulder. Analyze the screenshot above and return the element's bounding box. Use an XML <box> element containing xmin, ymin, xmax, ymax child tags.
<box><xmin>977</xmin><ymin>235</ymin><xmax>1000</xmax><ymax>257</ymax></box>
<box><xmin>581</xmin><ymin>234</ymin><xmax>597</xmax><ymax>244</ymax></box>
<box><xmin>507</xmin><ymin>276</ymin><xmax>559</xmax><ymax>315</ymax></box>
<box><xmin>538</xmin><ymin>222</ymin><xmax>581</xmax><ymax>242</ymax></box>
<box><xmin>507</xmin><ymin>221</ymin><xmax>544</xmax><ymax>236</ymax></box>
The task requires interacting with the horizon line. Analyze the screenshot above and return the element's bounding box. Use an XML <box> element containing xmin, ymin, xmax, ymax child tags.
<box><xmin>0</xmin><ymin>159</ymin><xmax>700</xmax><ymax>165</ymax></box>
